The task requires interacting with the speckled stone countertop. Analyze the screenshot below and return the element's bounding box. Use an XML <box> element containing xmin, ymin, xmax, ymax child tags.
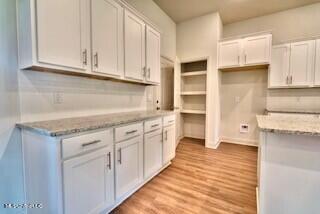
<box><xmin>17</xmin><ymin>110</ymin><xmax>175</xmax><ymax>137</ymax></box>
<box><xmin>256</xmin><ymin>115</ymin><xmax>320</xmax><ymax>136</ymax></box>
<box><xmin>266</xmin><ymin>108</ymin><xmax>320</xmax><ymax>115</ymax></box>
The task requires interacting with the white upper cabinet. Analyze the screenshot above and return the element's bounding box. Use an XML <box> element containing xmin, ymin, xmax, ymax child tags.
<box><xmin>269</xmin><ymin>44</ymin><xmax>290</xmax><ymax>88</ymax></box>
<box><xmin>289</xmin><ymin>40</ymin><xmax>315</xmax><ymax>87</ymax></box>
<box><xmin>18</xmin><ymin>0</ymin><xmax>90</xmax><ymax>72</ymax></box>
<box><xmin>218</xmin><ymin>40</ymin><xmax>242</xmax><ymax>68</ymax></box>
<box><xmin>314</xmin><ymin>39</ymin><xmax>320</xmax><ymax>86</ymax></box>
<box><xmin>243</xmin><ymin>34</ymin><xmax>272</xmax><ymax>65</ymax></box>
<box><xmin>91</xmin><ymin>0</ymin><xmax>124</xmax><ymax>77</ymax></box>
<box><xmin>146</xmin><ymin>26</ymin><xmax>161</xmax><ymax>84</ymax></box>
<box><xmin>218</xmin><ymin>34</ymin><xmax>272</xmax><ymax>69</ymax></box>
<box><xmin>63</xmin><ymin>146</ymin><xmax>114</xmax><ymax>214</ymax></box>
<box><xmin>124</xmin><ymin>9</ymin><xmax>146</xmax><ymax>81</ymax></box>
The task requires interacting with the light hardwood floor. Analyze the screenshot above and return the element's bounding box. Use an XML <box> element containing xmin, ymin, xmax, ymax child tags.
<box><xmin>112</xmin><ymin>138</ymin><xmax>258</xmax><ymax>214</ymax></box>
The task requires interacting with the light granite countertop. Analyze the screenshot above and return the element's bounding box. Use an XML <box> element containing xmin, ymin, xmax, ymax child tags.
<box><xmin>17</xmin><ymin>110</ymin><xmax>175</xmax><ymax>137</ymax></box>
<box><xmin>266</xmin><ymin>108</ymin><xmax>320</xmax><ymax>115</ymax></box>
<box><xmin>256</xmin><ymin>115</ymin><xmax>320</xmax><ymax>136</ymax></box>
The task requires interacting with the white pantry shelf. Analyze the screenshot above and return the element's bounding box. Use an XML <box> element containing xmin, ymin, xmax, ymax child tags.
<box><xmin>181</xmin><ymin>71</ymin><xmax>207</xmax><ymax>77</ymax></box>
<box><xmin>181</xmin><ymin>91</ymin><xmax>206</xmax><ymax>95</ymax></box>
<box><xmin>181</xmin><ymin>109</ymin><xmax>206</xmax><ymax>115</ymax></box>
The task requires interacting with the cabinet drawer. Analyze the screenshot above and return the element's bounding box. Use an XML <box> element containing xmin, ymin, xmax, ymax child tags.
<box><xmin>62</xmin><ymin>130</ymin><xmax>113</xmax><ymax>159</ymax></box>
<box><xmin>115</xmin><ymin>122</ymin><xmax>143</xmax><ymax>142</ymax></box>
<box><xmin>144</xmin><ymin>118</ymin><xmax>162</xmax><ymax>133</ymax></box>
<box><xmin>163</xmin><ymin>115</ymin><xmax>175</xmax><ymax>127</ymax></box>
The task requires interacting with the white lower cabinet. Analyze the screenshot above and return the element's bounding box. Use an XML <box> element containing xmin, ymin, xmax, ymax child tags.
<box><xmin>115</xmin><ymin>135</ymin><xmax>143</xmax><ymax>200</ymax></box>
<box><xmin>163</xmin><ymin>124</ymin><xmax>176</xmax><ymax>164</ymax></box>
<box><xmin>144</xmin><ymin>129</ymin><xmax>163</xmax><ymax>178</ymax></box>
<box><xmin>63</xmin><ymin>146</ymin><xmax>114</xmax><ymax>214</ymax></box>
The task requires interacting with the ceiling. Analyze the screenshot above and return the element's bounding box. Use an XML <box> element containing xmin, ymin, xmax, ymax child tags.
<box><xmin>153</xmin><ymin>0</ymin><xmax>320</xmax><ymax>24</ymax></box>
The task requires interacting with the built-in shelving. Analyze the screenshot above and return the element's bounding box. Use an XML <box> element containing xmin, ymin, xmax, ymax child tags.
<box><xmin>180</xmin><ymin>59</ymin><xmax>208</xmax><ymax>141</ymax></box>
<box><xmin>181</xmin><ymin>109</ymin><xmax>206</xmax><ymax>114</ymax></box>
<box><xmin>181</xmin><ymin>71</ymin><xmax>207</xmax><ymax>77</ymax></box>
<box><xmin>181</xmin><ymin>91</ymin><xmax>206</xmax><ymax>95</ymax></box>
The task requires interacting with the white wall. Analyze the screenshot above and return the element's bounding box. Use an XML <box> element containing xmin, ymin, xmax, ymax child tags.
<box><xmin>125</xmin><ymin>0</ymin><xmax>176</xmax><ymax>61</ymax></box>
<box><xmin>177</xmin><ymin>13</ymin><xmax>222</xmax><ymax>148</ymax></box>
<box><xmin>0</xmin><ymin>0</ymin><xmax>24</xmax><ymax>212</ymax></box>
<box><xmin>220</xmin><ymin>3</ymin><xmax>320</xmax><ymax>145</ymax></box>
<box><xmin>18</xmin><ymin>71</ymin><xmax>147</xmax><ymax>122</ymax></box>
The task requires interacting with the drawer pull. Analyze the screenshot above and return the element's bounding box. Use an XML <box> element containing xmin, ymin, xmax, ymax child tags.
<box><xmin>81</xmin><ymin>140</ymin><xmax>101</xmax><ymax>147</ymax></box>
<box><xmin>151</xmin><ymin>124</ymin><xmax>159</xmax><ymax>128</ymax></box>
<box><xmin>168</xmin><ymin>120</ymin><xmax>174</xmax><ymax>123</ymax></box>
<box><xmin>126</xmin><ymin>130</ymin><xmax>138</xmax><ymax>135</ymax></box>
<box><xmin>107</xmin><ymin>152</ymin><xmax>111</xmax><ymax>170</ymax></box>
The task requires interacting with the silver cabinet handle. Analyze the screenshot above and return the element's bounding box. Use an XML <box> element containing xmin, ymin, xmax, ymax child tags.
<box><xmin>126</xmin><ymin>130</ymin><xmax>138</xmax><ymax>135</ymax></box>
<box><xmin>81</xmin><ymin>140</ymin><xmax>101</xmax><ymax>147</ymax></box>
<box><xmin>107</xmin><ymin>152</ymin><xmax>111</xmax><ymax>170</ymax></box>
<box><xmin>244</xmin><ymin>54</ymin><xmax>247</xmax><ymax>64</ymax></box>
<box><xmin>151</xmin><ymin>124</ymin><xmax>159</xmax><ymax>128</ymax></box>
<box><xmin>142</xmin><ymin>66</ymin><xmax>146</xmax><ymax>77</ymax></box>
<box><xmin>290</xmin><ymin>75</ymin><xmax>293</xmax><ymax>84</ymax></box>
<box><xmin>286</xmin><ymin>76</ymin><xmax>289</xmax><ymax>85</ymax></box>
<box><xmin>147</xmin><ymin>68</ymin><xmax>151</xmax><ymax>79</ymax></box>
<box><xmin>165</xmin><ymin>130</ymin><xmax>168</xmax><ymax>141</ymax></box>
<box><xmin>82</xmin><ymin>49</ymin><xmax>87</xmax><ymax>65</ymax></box>
<box><xmin>118</xmin><ymin>148</ymin><xmax>122</xmax><ymax>164</ymax></box>
<box><xmin>94</xmin><ymin>52</ymin><xmax>99</xmax><ymax>68</ymax></box>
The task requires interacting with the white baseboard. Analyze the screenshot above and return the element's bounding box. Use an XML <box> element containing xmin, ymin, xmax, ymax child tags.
<box><xmin>220</xmin><ymin>136</ymin><xmax>258</xmax><ymax>147</ymax></box>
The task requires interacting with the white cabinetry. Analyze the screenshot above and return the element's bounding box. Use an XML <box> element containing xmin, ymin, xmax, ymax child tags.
<box><xmin>269</xmin><ymin>40</ymin><xmax>315</xmax><ymax>88</ymax></box>
<box><xmin>218</xmin><ymin>40</ymin><xmax>242</xmax><ymax>68</ymax></box>
<box><xmin>163</xmin><ymin>123</ymin><xmax>176</xmax><ymax>164</ymax></box>
<box><xmin>18</xmin><ymin>0</ymin><xmax>90</xmax><ymax>72</ymax></box>
<box><xmin>144</xmin><ymin>129</ymin><xmax>163</xmax><ymax>178</ymax></box>
<box><xmin>91</xmin><ymin>0</ymin><xmax>123</xmax><ymax>77</ymax></box>
<box><xmin>315</xmin><ymin>39</ymin><xmax>320</xmax><ymax>86</ymax></box>
<box><xmin>243</xmin><ymin>34</ymin><xmax>271</xmax><ymax>65</ymax></box>
<box><xmin>115</xmin><ymin>135</ymin><xmax>143</xmax><ymax>200</ymax></box>
<box><xmin>269</xmin><ymin>44</ymin><xmax>290</xmax><ymax>88</ymax></box>
<box><xmin>124</xmin><ymin>9</ymin><xmax>146</xmax><ymax>81</ymax></box>
<box><xmin>63</xmin><ymin>146</ymin><xmax>114</xmax><ymax>214</ymax></box>
<box><xmin>146</xmin><ymin>26</ymin><xmax>161</xmax><ymax>84</ymax></box>
<box><xmin>289</xmin><ymin>40</ymin><xmax>315</xmax><ymax>87</ymax></box>
<box><xmin>218</xmin><ymin>34</ymin><xmax>272</xmax><ymax>70</ymax></box>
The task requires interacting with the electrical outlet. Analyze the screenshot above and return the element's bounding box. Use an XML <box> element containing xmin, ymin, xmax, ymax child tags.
<box><xmin>240</xmin><ymin>124</ymin><xmax>249</xmax><ymax>133</ymax></box>
<box><xmin>53</xmin><ymin>92</ymin><xmax>63</xmax><ymax>104</ymax></box>
<box><xmin>235</xmin><ymin>96</ymin><xmax>240</xmax><ymax>103</ymax></box>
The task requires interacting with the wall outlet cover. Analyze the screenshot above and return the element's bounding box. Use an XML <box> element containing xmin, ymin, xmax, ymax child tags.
<box><xmin>240</xmin><ymin>124</ymin><xmax>249</xmax><ymax>133</ymax></box>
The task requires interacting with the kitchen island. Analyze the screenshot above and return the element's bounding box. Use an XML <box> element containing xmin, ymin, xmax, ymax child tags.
<box><xmin>257</xmin><ymin>115</ymin><xmax>320</xmax><ymax>214</ymax></box>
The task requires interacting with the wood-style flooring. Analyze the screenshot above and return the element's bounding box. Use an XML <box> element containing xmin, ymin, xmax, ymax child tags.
<box><xmin>112</xmin><ymin>138</ymin><xmax>258</xmax><ymax>214</ymax></box>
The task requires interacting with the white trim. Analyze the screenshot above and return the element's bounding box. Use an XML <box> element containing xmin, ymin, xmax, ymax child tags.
<box><xmin>256</xmin><ymin>187</ymin><xmax>260</xmax><ymax>214</ymax></box>
<box><xmin>220</xmin><ymin>31</ymin><xmax>273</xmax><ymax>42</ymax></box>
<box><xmin>220</xmin><ymin>136</ymin><xmax>259</xmax><ymax>147</ymax></box>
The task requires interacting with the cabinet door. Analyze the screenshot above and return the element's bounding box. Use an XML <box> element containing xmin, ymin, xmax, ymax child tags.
<box><xmin>269</xmin><ymin>44</ymin><xmax>290</xmax><ymax>88</ymax></box>
<box><xmin>115</xmin><ymin>136</ymin><xmax>143</xmax><ymax>200</ymax></box>
<box><xmin>63</xmin><ymin>146</ymin><xmax>114</xmax><ymax>214</ymax></box>
<box><xmin>163</xmin><ymin>125</ymin><xmax>176</xmax><ymax>164</ymax></box>
<box><xmin>36</xmin><ymin>0</ymin><xmax>89</xmax><ymax>70</ymax></box>
<box><xmin>243</xmin><ymin>34</ymin><xmax>271</xmax><ymax>65</ymax></box>
<box><xmin>146</xmin><ymin>26</ymin><xmax>161</xmax><ymax>84</ymax></box>
<box><xmin>91</xmin><ymin>0</ymin><xmax>123</xmax><ymax>77</ymax></box>
<box><xmin>144</xmin><ymin>130</ymin><xmax>163</xmax><ymax>178</ymax></box>
<box><xmin>289</xmin><ymin>40</ymin><xmax>315</xmax><ymax>87</ymax></box>
<box><xmin>218</xmin><ymin>40</ymin><xmax>242</xmax><ymax>68</ymax></box>
<box><xmin>315</xmin><ymin>39</ymin><xmax>320</xmax><ymax>86</ymax></box>
<box><xmin>124</xmin><ymin>10</ymin><xmax>146</xmax><ymax>81</ymax></box>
